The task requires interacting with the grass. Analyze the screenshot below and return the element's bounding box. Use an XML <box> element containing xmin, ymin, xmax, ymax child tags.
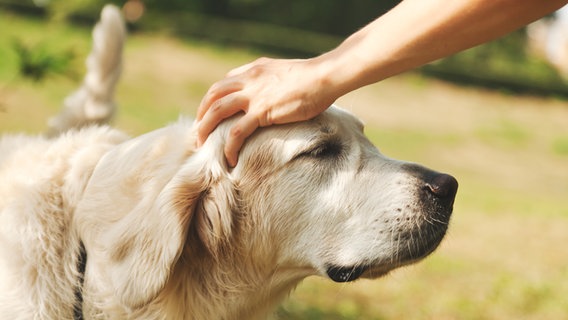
<box><xmin>553</xmin><ymin>136</ymin><xmax>568</xmax><ymax>156</ymax></box>
<box><xmin>1</xmin><ymin>10</ymin><xmax>567</xmax><ymax>319</ymax></box>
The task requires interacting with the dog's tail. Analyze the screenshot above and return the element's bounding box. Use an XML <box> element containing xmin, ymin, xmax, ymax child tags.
<box><xmin>47</xmin><ymin>4</ymin><xmax>126</xmax><ymax>137</ymax></box>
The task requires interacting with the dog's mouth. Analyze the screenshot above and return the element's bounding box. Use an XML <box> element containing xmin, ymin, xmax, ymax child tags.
<box><xmin>325</xmin><ymin>219</ymin><xmax>450</xmax><ymax>283</ymax></box>
<box><xmin>325</xmin><ymin>263</ymin><xmax>403</xmax><ymax>283</ymax></box>
<box><xmin>326</xmin><ymin>265</ymin><xmax>368</xmax><ymax>283</ymax></box>
<box><xmin>326</xmin><ymin>262</ymin><xmax>403</xmax><ymax>283</ymax></box>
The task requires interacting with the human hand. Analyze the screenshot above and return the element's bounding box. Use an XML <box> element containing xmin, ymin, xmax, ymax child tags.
<box><xmin>197</xmin><ymin>0</ymin><xmax>568</xmax><ymax>167</ymax></box>
<box><xmin>196</xmin><ymin>57</ymin><xmax>338</xmax><ymax>167</ymax></box>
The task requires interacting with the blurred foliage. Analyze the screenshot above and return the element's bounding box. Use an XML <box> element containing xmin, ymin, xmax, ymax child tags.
<box><xmin>0</xmin><ymin>0</ymin><xmax>567</xmax><ymax>96</ymax></box>
<box><xmin>142</xmin><ymin>0</ymin><xmax>401</xmax><ymax>36</ymax></box>
<box><xmin>0</xmin><ymin>0</ymin><xmax>400</xmax><ymax>36</ymax></box>
<box><xmin>422</xmin><ymin>29</ymin><xmax>568</xmax><ymax>96</ymax></box>
<box><xmin>42</xmin><ymin>0</ymin><xmax>98</xmax><ymax>22</ymax></box>
<box><xmin>138</xmin><ymin>11</ymin><xmax>343</xmax><ymax>56</ymax></box>
<box><xmin>12</xmin><ymin>39</ymin><xmax>76</xmax><ymax>81</ymax></box>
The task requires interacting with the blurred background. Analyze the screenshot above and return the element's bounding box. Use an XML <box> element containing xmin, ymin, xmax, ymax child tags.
<box><xmin>0</xmin><ymin>1</ymin><xmax>567</xmax><ymax>319</ymax></box>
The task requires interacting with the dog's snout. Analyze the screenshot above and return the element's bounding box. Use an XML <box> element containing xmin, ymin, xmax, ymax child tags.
<box><xmin>402</xmin><ymin>163</ymin><xmax>458</xmax><ymax>204</ymax></box>
<box><xmin>425</xmin><ymin>173</ymin><xmax>458</xmax><ymax>199</ymax></box>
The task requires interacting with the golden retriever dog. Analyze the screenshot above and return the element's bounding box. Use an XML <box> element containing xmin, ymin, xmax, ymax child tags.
<box><xmin>0</xmin><ymin>5</ymin><xmax>458</xmax><ymax>320</ymax></box>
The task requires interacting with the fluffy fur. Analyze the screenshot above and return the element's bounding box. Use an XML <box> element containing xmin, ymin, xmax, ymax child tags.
<box><xmin>0</xmin><ymin>5</ymin><xmax>458</xmax><ymax>320</ymax></box>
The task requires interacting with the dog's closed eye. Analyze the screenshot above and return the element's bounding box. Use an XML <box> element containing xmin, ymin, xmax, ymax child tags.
<box><xmin>296</xmin><ymin>140</ymin><xmax>343</xmax><ymax>160</ymax></box>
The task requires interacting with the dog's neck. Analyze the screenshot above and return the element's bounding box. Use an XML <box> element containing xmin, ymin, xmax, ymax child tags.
<box><xmin>156</xmin><ymin>243</ymin><xmax>311</xmax><ymax>320</ymax></box>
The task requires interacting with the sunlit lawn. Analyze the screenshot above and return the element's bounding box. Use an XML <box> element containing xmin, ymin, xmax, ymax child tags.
<box><xmin>1</xmin><ymin>10</ymin><xmax>567</xmax><ymax>319</ymax></box>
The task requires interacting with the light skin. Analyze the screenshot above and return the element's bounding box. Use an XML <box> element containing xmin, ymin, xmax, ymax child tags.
<box><xmin>197</xmin><ymin>0</ymin><xmax>568</xmax><ymax>167</ymax></box>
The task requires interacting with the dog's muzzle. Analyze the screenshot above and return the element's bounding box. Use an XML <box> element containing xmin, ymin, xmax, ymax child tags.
<box><xmin>326</xmin><ymin>168</ymin><xmax>458</xmax><ymax>283</ymax></box>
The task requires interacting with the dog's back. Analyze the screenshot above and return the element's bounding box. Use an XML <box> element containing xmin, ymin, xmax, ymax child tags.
<box><xmin>0</xmin><ymin>127</ymin><xmax>127</xmax><ymax>319</ymax></box>
<box><xmin>0</xmin><ymin>5</ymin><xmax>127</xmax><ymax>319</ymax></box>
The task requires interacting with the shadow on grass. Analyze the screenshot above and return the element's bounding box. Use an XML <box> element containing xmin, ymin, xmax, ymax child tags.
<box><xmin>275</xmin><ymin>305</ymin><xmax>386</xmax><ymax>320</ymax></box>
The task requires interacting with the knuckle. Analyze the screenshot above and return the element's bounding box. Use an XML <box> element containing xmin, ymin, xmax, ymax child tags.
<box><xmin>248</xmin><ymin>59</ymin><xmax>271</xmax><ymax>76</ymax></box>
<box><xmin>207</xmin><ymin>81</ymin><xmax>223</xmax><ymax>94</ymax></box>
<box><xmin>257</xmin><ymin>114</ymin><xmax>269</xmax><ymax>127</ymax></box>
<box><xmin>210</xmin><ymin>98</ymin><xmax>224</xmax><ymax>112</ymax></box>
<box><xmin>247</xmin><ymin>65</ymin><xmax>264</xmax><ymax>77</ymax></box>
<box><xmin>255</xmin><ymin>57</ymin><xmax>270</xmax><ymax>64</ymax></box>
<box><xmin>253</xmin><ymin>107</ymin><xmax>272</xmax><ymax>127</ymax></box>
<box><xmin>225</xmin><ymin>67</ymin><xmax>240</xmax><ymax>78</ymax></box>
<box><xmin>208</xmin><ymin>78</ymin><xmax>234</xmax><ymax>95</ymax></box>
<box><xmin>229</xmin><ymin>123</ymin><xmax>243</xmax><ymax>139</ymax></box>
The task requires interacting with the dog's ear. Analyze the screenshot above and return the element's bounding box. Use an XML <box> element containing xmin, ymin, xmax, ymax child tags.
<box><xmin>169</xmin><ymin>148</ymin><xmax>237</xmax><ymax>259</ymax></box>
<box><xmin>76</xmin><ymin>127</ymin><xmax>236</xmax><ymax>309</ymax></box>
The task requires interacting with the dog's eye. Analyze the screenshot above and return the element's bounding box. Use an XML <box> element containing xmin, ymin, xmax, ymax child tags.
<box><xmin>300</xmin><ymin>141</ymin><xmax>343</xmax><ymax>159</ymax></box>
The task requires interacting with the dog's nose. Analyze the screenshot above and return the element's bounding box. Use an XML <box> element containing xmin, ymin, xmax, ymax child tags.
<box><xmin>425</xmin><ymin>173</ymin><xmax>458</xmax><ymax>200</ymax></box>
<box><xmin>402</xmin><ymin>163</ymin><xmax>459</xmax><ymax>204</ymax></box>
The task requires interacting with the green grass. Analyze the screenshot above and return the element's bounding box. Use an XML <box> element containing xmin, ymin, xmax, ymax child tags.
<box><xmin>475</xmin><ymin>119</ymin><xmax>531</xmax><ymax>148</ymax></box>
<box><xmin>2</xmin><ymin>11</ymin><xmax>567</xmax><ymax>320</ymax></box>
<box><xmin>0</xmin><ymin>11</ymin><xmax>90</xmax><ymax>79</ymax></box>
<box><xmin>364</xmin><ymin>127</ymin><xmax>464</xmax><ymax>161</ymax></box>
<box><xmin>552</xmin><ymin>136</ymin><xmax>568</xmax><ymax>156</ymax></box>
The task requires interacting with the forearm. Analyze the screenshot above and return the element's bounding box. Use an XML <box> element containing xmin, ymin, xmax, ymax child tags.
<box><xmin>316</xmin><ymin>0</ymin><xmax>567</xmax><ymax>96</ymax></box>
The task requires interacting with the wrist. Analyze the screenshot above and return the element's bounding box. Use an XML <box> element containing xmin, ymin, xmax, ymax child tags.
<box><xmin>308</xmin><ymin>51</ymin><xmax>358</xmax><ymax>103</ymax></box>
<box><xmin>310</xmin><ymin>32</ymin><xmax>389</xmax><ymax>101</ymax></box>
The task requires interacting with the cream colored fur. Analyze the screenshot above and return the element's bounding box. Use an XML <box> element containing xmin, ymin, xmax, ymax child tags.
<box><xmin>0</xmin><ymin>126</ymin><xmax>128</xmax><ymax>319</ymax></box>
<box><xmin>0</xmin><ymin>5</ymin><xmax>457</xmax><ymax>320</ymax></box>
<box><xmin>1</xmin><ymin>107</ymin><xmax>456</xmax><ymax>319</ymax></box>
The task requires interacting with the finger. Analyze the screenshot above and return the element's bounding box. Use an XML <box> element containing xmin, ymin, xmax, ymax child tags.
<box><xmin>225</xmin><ymin>57</ymin><xmax>269</xmax><ymax>78</ymax></box>
<box><xmin>197</xmin><ymin>93</ymin><xmax>248</xmax><ymax>146</ymax></box>
<box><xmin>225</xmin><ymin>63</ymin><xmax>255</xmax><ymax>78</ymax></box>
<box><xmin>197</xmin><ymin>78</ymin><xmax>243</xmax><ymax>120</ymax></box>
<box><xmin>224</xmin><ymin>113</ymin><xmax>260</xmax><ymax>167</ymax></box>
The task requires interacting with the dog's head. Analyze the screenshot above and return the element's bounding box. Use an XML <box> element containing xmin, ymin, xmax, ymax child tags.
<box><xmin>229</xmin><ymin>106</ymin><xmax>457</xmax><ymax>283</ymax></box>
<box><xmin>76</xmin><ymin>106</ymin><xmax>457</xmax><ymax>310</ymax></box>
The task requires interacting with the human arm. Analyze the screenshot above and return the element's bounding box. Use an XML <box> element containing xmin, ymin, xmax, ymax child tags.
<box><xmin>197</xmin><ymin>0</ymin><xmax>567</xmax><ymax>166</ymax></box>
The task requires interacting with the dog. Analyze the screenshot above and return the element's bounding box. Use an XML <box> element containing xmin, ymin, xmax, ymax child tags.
<box><xmin>0</xmin><ymin>5</ymin><xmax>458</xmax><ymax>320</ymax></box>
